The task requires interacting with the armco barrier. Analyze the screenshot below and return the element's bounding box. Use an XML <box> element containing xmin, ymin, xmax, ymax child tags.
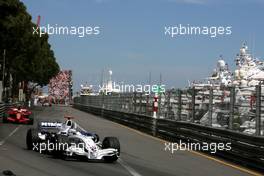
<box><xmin>74</xmin><ymin>103</ymin><xmax>264</xmax><ymax>172</ymax></box>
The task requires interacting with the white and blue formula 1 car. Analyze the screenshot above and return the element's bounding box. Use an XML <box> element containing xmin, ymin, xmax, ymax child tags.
<box><xmin>26</xmin><ymin>116</ymin><xmax>120</xmax><ymax>162</ymax></box>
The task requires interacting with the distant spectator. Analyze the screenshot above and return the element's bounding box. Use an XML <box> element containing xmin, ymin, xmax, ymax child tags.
<box><xmin>48</xmin><ymin>70</ymin><xmax>72</xmax><ymax>104</ymax></box>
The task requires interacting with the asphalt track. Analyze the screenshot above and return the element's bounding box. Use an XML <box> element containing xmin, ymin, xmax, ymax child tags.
<box><xmin>0</xmin><ymin>106</ymin><xmax>261</xmax><ymax>176</ymax></box>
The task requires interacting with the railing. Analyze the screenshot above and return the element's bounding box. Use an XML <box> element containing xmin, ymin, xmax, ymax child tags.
<box><xmin>74</xmin><ymin>84</ymin><xmax>264</xmax><ymax>136</ymax></box>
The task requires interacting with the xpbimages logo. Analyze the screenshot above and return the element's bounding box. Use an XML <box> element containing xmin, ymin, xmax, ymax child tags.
<box><xmin>32</xmin><ymin>141</ymin><xmax>86</xmax><ymax>154</ymax></box>
<box><xmin>98</xmin><ymin>82</ymin><xmax>166</xmax><ymax>95</ymax></box>
<box><xmin>164</xmin><ymin>24</ymin><xmax>232</xmax><ymax>38</ymax></box>
<box><xmin>32</xmin><ymin>24</ymin><xmax>100</xmax><ymax>37</ymax></box>
<box><xmin>164</xmin><ymin>140</ymin><xmax>232</xmax><ymax>154</ymax></box>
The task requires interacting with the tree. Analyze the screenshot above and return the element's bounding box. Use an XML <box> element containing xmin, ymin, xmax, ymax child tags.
<box><xmin>0</xmin><ymin>0</ymin><xmax>60</xmax><ymax>101</ymax></box>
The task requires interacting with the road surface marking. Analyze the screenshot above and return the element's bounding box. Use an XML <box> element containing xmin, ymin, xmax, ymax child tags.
<box><xmin>110</xmin><ymin>120</ymin><xmax>262</xmax><ymax>176</ymax></box>
<box><xmin>118</xmin><ymin>158</ymin><xmax>143</xmax><ymax>176</ymax></box>
<box><xmin>0</xmin><ymin>126</ymin><xmax>21</xmax><ymax>146</ymax></box>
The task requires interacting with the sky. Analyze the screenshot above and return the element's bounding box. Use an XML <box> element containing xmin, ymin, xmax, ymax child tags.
<box><xmin>21</xmin><ymin>0</ymin><xmax>264</xmax><ymax>92</ymax></box>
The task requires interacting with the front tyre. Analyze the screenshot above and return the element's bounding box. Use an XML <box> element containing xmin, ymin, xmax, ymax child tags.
<box><xmin>93</xmin><ymin>133</ymin><xmax>100</xmax><ymax>143</ymax></box>
<box><xmin>102</xmin><ymin>137</ymin><xmax>120</xmax><ymax>163</ymax></box>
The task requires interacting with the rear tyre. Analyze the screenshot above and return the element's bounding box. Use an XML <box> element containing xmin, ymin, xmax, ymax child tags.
<box><xmin>29</xmin><ymin>118</ymin><xmax>34</xmax><ymax>125</ymax></box>
<box><xmin>102</xmin><ymin>137</ymin><xmax>120</xmax><ymax>163</ymax></box>
<box><xmin>28</xmin><ymin>114</ymin><xmax>34</xmax><ymax>125</ymax></box>
<box><xmin>2</xmin><ymin>113</ymin><xmax>8</xmax><ymax>123</ymax></box>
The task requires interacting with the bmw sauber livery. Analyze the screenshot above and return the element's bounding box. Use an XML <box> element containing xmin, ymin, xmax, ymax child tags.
<box><xmin>26</xmin><ymin>117</ymin><xmax>120</xmax><ymax>162</ymax></box>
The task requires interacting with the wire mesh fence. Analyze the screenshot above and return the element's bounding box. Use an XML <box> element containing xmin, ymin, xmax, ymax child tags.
<box><xmin>74</xmin><ymin>85</ymin><xmax>264</xmax><ymax>136</ymax></box>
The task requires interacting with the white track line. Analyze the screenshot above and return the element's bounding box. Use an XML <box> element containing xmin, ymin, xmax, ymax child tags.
<box><xmin>118</xmin><ymin>158</ymin><xmax>143</xmax><ymax>176</ymax></box>
<box><xmin>0</xmin><ymin>126</ymin><xmax>21</xmax><ymax>146</ymax></box>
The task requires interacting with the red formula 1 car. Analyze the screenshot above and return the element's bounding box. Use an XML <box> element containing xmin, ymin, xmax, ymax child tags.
<box><xmin>2</xmin><ymin>107</ymin><xmax>34</xmax><ymax>124</ymax></box>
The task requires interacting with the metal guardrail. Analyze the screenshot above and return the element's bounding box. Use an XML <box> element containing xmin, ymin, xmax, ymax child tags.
<box><xmin>74</xmin><ymin>103</ymin><xmax>264</xmax><ymax>171</ymax></box>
